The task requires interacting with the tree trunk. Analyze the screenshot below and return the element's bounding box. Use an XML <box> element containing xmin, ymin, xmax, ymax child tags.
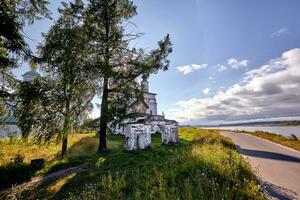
<box><xmin>61</xmin><ymin>137</ymin><xmax>68</xmax><ymax>157</ymax></box>
<box><xmin>98</xmin><ymin>77</ymin><xmax>109</xmax><ymax>154</ymax></box>
<box><xmin>98</xmin><ymin>6</ymin><xmax>111</xmax><ymax>154</ymax></box>
<box><xmin>61</xmin><ymin>102</ymin><xmax>71</xmax><ymax>157</ymax></box>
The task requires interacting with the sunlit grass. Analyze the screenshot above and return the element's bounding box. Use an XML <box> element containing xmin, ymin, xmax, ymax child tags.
<box><xmin>56</xmin><ymin>128</ymin><xmax>265</xmax><ymax>200</ymax></box>
<box><xmin>0</xmin><ymin>132</ymin><xmax>123</xmax><ymax>166</ymax></box>
<box><xmin>0</xmin><ymin>132</ymin><xmax>123</xmax><ymax>191</ymax></box>
<box><xmin>1</xmin><ymin>128</ymin><xmax>266</xmax><ymax>199</ymax></box>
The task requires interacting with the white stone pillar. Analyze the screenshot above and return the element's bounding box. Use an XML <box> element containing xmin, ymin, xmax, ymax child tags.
<box><xmin>161</xmin><ymin>123</ymin><xmax>179</xmax><ymax>145</ymax></box>
<box><xmin>124</xmin><ymin>124</ymin><xmax>138</xmax><ymax>151</ymax></box>
<box><xmin>160</xmin><ymin>124</ymin><xmax>171</xmax><ymax>145</ymax></box>
<box><xmin>170</xmin><ymin>124</ymin><xmax>179</xmax><ymax>143</ymax></box>
<box><xmin>138</xmin><ymin>125</ymin><xmax>152</xmax><ymax>149</ymax></box>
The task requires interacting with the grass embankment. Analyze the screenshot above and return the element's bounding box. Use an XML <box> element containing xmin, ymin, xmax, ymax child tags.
<box><xmin>0</xmin><ymin>132</ymin><xmax>120</xmax><ymax>190</ymax></box>
<box><xmin>235</xmin><ymin>130</ymin><xmax>300</xmax><ymax>151</ymax></box>
<box><xmin>1</xmin><ymin>128</ymin><xmax>265</xmax><ymax>200</ymax></box>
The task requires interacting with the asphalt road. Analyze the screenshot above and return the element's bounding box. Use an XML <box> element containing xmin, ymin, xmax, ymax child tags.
<box><xmin>221</xmin><ymin>131</ymin><xmax>300</xmax><ymax>200</ymax></box>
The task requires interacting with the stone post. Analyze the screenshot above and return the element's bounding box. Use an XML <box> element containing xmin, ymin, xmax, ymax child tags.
<box><xmin>170</xmin><ymin>124</ymin><xmax>179</xmax><ymax>143</ymax></box>
<box><xmin>124</xmin><ymin>124</ymin><xmax>138</xmax><ymax>151</ymax></box>
<box><xmin>160</xmin><ymin>124</ymin><xmax>171</xmax><ymax>144</ymax></box>
<box><xmin>138</xmin><ymin>125</ymin><xmax>152</xmax><ymax>149</ymax></box>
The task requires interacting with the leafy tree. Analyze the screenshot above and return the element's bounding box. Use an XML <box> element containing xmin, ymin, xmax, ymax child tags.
<box><xmin>17</xmin><ymin>1</ymin><xmax>95</xmax><ymax>157</ymax></box>
<box><xmin>84</xmin><ymin>0</ymin><xmax>172</xmax><ymax>153</ymax></box>
<box><xmin>0</xmin><ymin>0</ymin><xmax>50</xmax><ymax>114</ymax></box>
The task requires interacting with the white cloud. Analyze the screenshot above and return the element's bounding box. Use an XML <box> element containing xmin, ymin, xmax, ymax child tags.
<box><xmin>167</xmin><ymin>48</ymin><xmax>300</xmax><ymax>124</ymax></box>
<box><xmin>227</xmin><ymin>58</ymin><xmax>248</xmax><ymax>69</ymax></box>
<box><xmin>208</xmin><ymin>76</ymin><xmax>214</xmax><ymax>80</ymax></box>
<box><xmin>217</xmin><ymin>64</ymin><xmax>227</xmax><ymax>72</ymax></box>
<box><xmin>177</xmin><ymin>64</ymin><xmax>207</xmax><ymax>74</ymax></box>
<box><xmin>202</xmin><ymin>88</ymin><xmax>210</xmax><ymax>95</ymax></box>
<box><xmin>271</xmin><ymin>27</ymin><xmax>291</xmax><ymax>38</ymax></box>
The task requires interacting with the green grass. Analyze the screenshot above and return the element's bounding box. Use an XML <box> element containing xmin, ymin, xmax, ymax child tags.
<box><xmin>0</xmin><ymin>132</ymin><xmax>96</xmax><ymax>166</ymax></box>
<box><xmin>1</xmin><ymin>128</ymin><xmax>265</xmax><ymax>200</ymax></box>
<box><xmin>234</xmin><ymin>130</ymin><xmax>300</xmax><ymax>151</ymax></box>
<box><xmin>0</xmin><ymin>132</ymin><xmax>121</xmax><ymax>190</ymax></box>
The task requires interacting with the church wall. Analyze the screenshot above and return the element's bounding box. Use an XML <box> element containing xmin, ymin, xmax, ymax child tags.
<box><xmin>144</xmin><ymin>93</ymin><xmax>157</xmax><ymax>115</ymax></box>
<box><xmin>147</xmin><ymin>102</ymin><xmax>157</xmax><ymax>115</ymax></box>
<box><xmin>0</xmin><ymin>125</ymin><xmax>21</xmax><ymax>138</ymax></box>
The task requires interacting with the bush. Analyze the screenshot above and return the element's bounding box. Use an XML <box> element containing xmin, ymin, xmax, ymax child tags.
<box><xmin>0</xmin><ymin>154</ymin><xmax>36</xmax><ymax>190</ymax></box>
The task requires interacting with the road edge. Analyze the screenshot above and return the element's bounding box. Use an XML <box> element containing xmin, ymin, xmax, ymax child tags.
<box><xmin>221</xmin><ymin>130</ymin><xmax>300</xmax><ymax>155</ymax></box>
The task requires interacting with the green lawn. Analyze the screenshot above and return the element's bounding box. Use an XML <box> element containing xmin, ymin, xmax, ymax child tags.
<box><xmin>1</xmin><ymin>128</ymin><xmax>265</xmax><ymax>200</ymax></box>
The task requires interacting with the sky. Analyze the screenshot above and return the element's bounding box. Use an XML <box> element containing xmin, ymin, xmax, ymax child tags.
<box><xmin>17</xmin><ymin>0</ymin><xmax>300</xmax><ymax>125</ymax></box>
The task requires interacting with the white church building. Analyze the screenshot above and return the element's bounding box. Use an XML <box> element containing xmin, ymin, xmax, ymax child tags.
<box><xmin>0</xmin><ymin>69</ymin><xmax>41</xmax><ymax>137</ymax></box>
<box><xmin>141</xmin><ymin>77</ymin><xmax>157</xmax><ymax>115</ymax></box>
<box><xmin>110</xmin><ymin>76</ymin><xmax>179</xmax><ymax>151</ymax></box>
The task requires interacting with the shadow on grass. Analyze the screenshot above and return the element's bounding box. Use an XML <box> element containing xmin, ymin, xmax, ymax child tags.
<box><xmin>0</xmin><ymin>161</ymin><xmax>40</xmax><ymax>190</ymax></box>
<box><xmin>50</xmin><ymin>143</ymin><xmax>191</xmax><ymax>199</ymax></box>
<box><xmin>46</xmin><ymin>133</ymin><xmax>126</xmax><ymax>171</ymax></box>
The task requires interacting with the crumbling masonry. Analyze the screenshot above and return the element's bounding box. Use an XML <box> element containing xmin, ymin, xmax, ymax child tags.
<box><xmin>123</xmin><ymin>115</ymin><xmax>179</xmax><ymax>151</ymax></box>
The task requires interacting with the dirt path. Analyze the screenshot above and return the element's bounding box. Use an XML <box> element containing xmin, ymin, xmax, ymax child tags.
<box><xmin>0</xmin><ymin>166</ymin><xmax>89</xmax><ymax>198</ymax></box>
<box><xmin>222</xmin><ymin>131</ymin><xmax>300</xmax><ymax>200</ymax></box>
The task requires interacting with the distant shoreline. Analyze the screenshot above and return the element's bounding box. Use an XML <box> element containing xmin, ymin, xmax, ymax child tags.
<box><xmin>182</xmin><ymin>120</ymin><xmax>300</xmax><ymax>128</ymax></box>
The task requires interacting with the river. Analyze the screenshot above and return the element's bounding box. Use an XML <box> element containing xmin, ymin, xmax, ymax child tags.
<box><xmin>202</xmin><ymin>126</ymin><xmax>300</xmax><ymax>137</ymax></box>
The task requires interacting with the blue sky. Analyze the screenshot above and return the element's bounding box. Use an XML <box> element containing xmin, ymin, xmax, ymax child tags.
<box><xmin>17</xmin><ymin>0</ymin><xmax>300</xmax><ymax>125</ymax></box>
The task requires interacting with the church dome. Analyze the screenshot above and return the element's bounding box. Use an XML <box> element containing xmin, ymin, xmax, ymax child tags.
<box><xmin>22</xmin><ymin>70</ymin><xmax>41</xmax><ymax>81</ymax></box>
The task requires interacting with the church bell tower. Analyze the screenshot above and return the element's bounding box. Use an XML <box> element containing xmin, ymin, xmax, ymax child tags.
<box><xmin>141</xmin><ymin>76</ymin><xmax>157</xmax><ymax>115</ymax></box>
<box><xmin>141</xmin><ymin>76</ymin><xmax>149</xmax><ymax>92</ymax></box>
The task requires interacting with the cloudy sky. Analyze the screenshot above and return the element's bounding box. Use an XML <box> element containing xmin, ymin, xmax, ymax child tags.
<box><xmin>18</xmin><ymin>0</ymin><xmax>300</xmax><ymax>125</ymax></box>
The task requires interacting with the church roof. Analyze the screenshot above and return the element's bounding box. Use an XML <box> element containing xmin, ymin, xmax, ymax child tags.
<box><xmin>144</xmin><ymin>91</ymin><xmax>157</xmax><ymax>95</ymax></box>
<box><xmin>140</xmin><ymin>100</ymin><xmax>149</xmax><ymax>108</ymax></box>
<box><xmin>131</xmin><ymin>99</ymin><xmax>149</xmax><ymax>109</ymax></box>
<box><xmin>0</xmin><ymin>116</ymin><xmax>18</xmax><ymax>124</ymax></box>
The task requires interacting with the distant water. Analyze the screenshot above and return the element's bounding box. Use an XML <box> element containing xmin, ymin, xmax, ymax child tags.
<box><xmin>203</xmin><ymin>126</ymin><xmax>300</xmax><ymax>137</ymax></box>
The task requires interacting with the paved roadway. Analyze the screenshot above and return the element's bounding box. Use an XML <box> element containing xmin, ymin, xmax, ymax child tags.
<box><xmin>221</xmin><ymin>131</ymin><xmax>300</xmax><ymax>200</ymax></box>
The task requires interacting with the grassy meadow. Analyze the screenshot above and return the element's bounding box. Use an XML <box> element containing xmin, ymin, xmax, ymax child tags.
<box><xmin>1</xmin><ymin>128</ymin><xmax>266</xmax><ymax>200</ymax></box>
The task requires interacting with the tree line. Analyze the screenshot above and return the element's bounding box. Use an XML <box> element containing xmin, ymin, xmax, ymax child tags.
<box><xmin>0</xmin><ymin>0</ymin><xmax>172</xmax><ymax>156</ymax></box>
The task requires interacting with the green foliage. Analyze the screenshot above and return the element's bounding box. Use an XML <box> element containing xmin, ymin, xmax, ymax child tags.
<box><xmin>0</xmin><ymin>0</ymin><xmax>50</xmax><ymax>114</ymax></box>
<box><xmin>16</xmin><ymin>80</ymin><xmax>45</xmax><ymax>138</ymax></box>
<box><xmin>16</xmin><ymin>1</ymin><xmax>95</xmax><ymax>156</ymax></box>
<box><xmin>0</xmin><ymin>0</ymin><xmax>50</xmax><ymax>58</ymax></box>
<box><xmin>0</xmin><ymin>154</ymin><xmax>36</xmax><ymax>190</ymax></box>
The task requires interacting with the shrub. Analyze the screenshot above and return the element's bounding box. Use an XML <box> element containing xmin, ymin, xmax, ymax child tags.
<box><xmin>0</xmin><ymin>154</ymin><xmax>35</xmax><ymax>189</ymax></box>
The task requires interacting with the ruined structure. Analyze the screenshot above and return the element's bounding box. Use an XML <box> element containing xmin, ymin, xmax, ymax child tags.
<box><xmin>109</xmin><ymin>77</ymin><xmax>179</xmax><ymax>151</ymax></box>
<box><xmin>123</xmin><ymin>115</ymin><xmax>179</xmax><ymax>151</ymax></box>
